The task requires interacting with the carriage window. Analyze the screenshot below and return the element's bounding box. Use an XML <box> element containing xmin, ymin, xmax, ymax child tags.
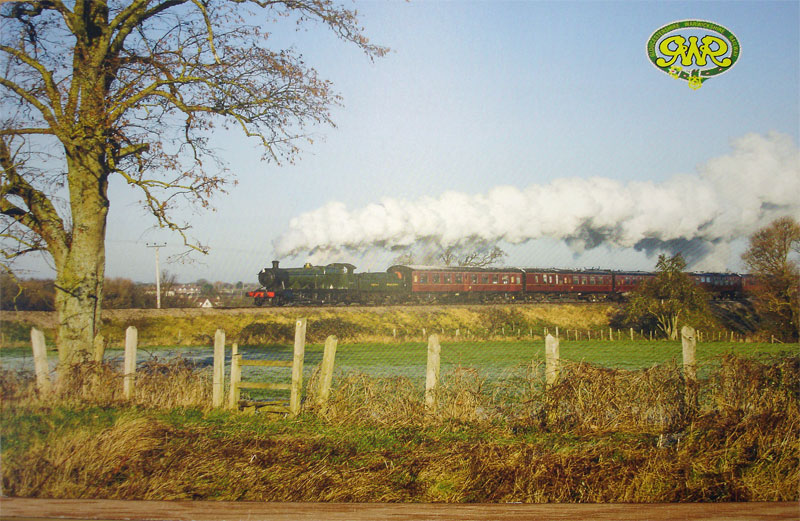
<box><xmin>482</xmin><ymin>275</ymin><xmax>489</xmax><ymax>284</ymax></box>
<box><xmin>455</xmin><ymin>274</ymin><xmax>462</xmax><ymax>284</ymax></box>
<box><xmin>502</xmin><ymin>275</ymin><xmax>509</xmax><ymax>284</ymax></box>
<box><xmin>444</xmin><ymin>274</ymin><xmax>451</xmax><ymax>284</ymax></box>
<box><xmin>590</xmin><ymin>277</ymin><xmax>596</xmax><ymax>285</ymax></box>
<box><xmin>419</xmin><ymin>275</ymin><xmax>426</xmax><ymax>284</ymax></box>
<box><xmin>471</xmin><ymin>274</ymin><xmax>478</xmax><ymax>284</ymax></box>
<box><xmin>432</xmin><ymin>274</ymin><xmax>439</xmax><ymax>283</ymax></box>
<box><xmin>582</xmin><ymin>277</ymin><xmax>588</xmax><ymax>284</ymax></box>
<box><xmin>493</xmin><ymin>275</ymin><xmax>498</xmax><ymax>284</ymax></box>
<box><xmin>413</xmin><ymin>275</ymin><xmax>418</xmax><ymax>283</ymax></box>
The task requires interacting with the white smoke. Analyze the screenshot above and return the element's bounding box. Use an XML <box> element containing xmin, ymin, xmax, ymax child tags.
<box><xmin>274</xmin><ymin>132</ymin><xmax>800</xmax><ymax>268</ymax></box>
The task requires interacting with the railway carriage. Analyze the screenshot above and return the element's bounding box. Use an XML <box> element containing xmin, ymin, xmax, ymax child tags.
<box><xmin>388</xmin><ymin>265</ymin><xmax>524</xmax><ymax>303</ymax></box>
<box><xmin>612</xmin><ymin>271</ymin><xmax>655</xmax><ymax>296</ymax></box>
<box><xmin>741</xmin><ymin>273</ymin><xmax>764</xmax><ymax>295</ymax></box>
<box><xmin>522</xmin><ymin>269</ymin><xmax>614</xmax><ymax>300</ymax></box>
<box><xmin>690</xmin><ymin>272</ymin><xmax>742</xmax><ymax>299</ymax></box>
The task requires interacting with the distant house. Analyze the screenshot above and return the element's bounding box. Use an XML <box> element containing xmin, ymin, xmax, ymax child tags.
<box><xmin>199</xmin><ymin>298</ymin><xmax>214</xmax><ymax>308</ymax></box>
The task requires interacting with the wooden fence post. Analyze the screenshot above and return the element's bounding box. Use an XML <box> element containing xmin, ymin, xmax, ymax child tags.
<box><xmin>317</xmin><ymin>335</ymin><xmax>338</xmax><ymax>408</ymax></box>
<box><xmin>545</xmin><ymin>333</ymin><xmax>560</xmax><ymax>389</ymax></box>
<box><xmin>212</xmin><ymin>329</ymin><xmax>226</xmax><ymax>408</ymax></box>
<box><xmin>30</xmin><ymin>328</ymin><xmax>51</xmax><ymax>394</ymax></box>
<box><xmin>228</xmin><ymin>343</ymin><xmax>241</xmax><ymax>410</ymax></box>
<box><xmin>123</xmin><ymin>326</ymin><xmax>137</xmax><ymax>399</ymax></box>
<box><xmin>290</xmin><ymin>318</ymin><xmax>307</xmax><ymax>417</ymax></box>
<box><xmin>681</xmin><ymin>325</ymin><xmax>698</xmax><ymax>412</ymax></box>
<box><xmin>555</xmin><ymin>326</ymin><xmax>559</xmax><ymax>339</ymax></box>
<box><xmin>629</xmin><ymin>327</ymin><xmax>634</xmax><ymax>341</ymax></box>
<box><xmin>425</xmin><ymin>334</ymin><xmax>441</xmax><ymax>412</ymax></box>
<box><xmin>681</xmin><ymin>326</ymin><xmax>697</xmax><ymax>382</ymax></box>
<box><xmin>93</xmin><ymin>334</ymin><xmax>105</xmax><ymax>362</ymax></box>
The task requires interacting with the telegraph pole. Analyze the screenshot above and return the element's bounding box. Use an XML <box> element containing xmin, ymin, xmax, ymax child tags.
<box><xmin>146</xmin><ymin>243</ymin><xmax>167</xmax><ymax>308</ymax></box>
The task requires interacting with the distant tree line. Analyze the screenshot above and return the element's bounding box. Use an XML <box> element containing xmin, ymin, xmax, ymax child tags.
<box><xmin>1</xmin><ymin>275</ymin><xmax>149</xmax><ymax>310</ymax></box>
<box><xmin>0</xmin><ymin>272</ymin><xmax>253</xmax><ymax>311</ymax></box>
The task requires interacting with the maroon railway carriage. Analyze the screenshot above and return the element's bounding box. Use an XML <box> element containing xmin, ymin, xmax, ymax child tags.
<box><xmin>521</xmin><ymin>269</ymin><xmax>614</xmax><ymax>300</ymax></box>
<box><xmin>388</xmin><ymin>265</ymin><xmax>524</xmax><ymax>302</ymax></box>
<box><xmin>741</xmin><ymin>273</ymin><xmax>763</xmax><ymax>295</ymax></box>
<box><xmin>612</xmin><ymin>271</ymin><xmax>655</xmax><ymax>295</ymax></box>
<box><xmin>689</xmin><ymin>272</ymin><xmax>743</xmax><ymax>299</ymax></box>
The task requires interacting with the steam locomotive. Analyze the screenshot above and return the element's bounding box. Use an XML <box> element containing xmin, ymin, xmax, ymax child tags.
<box><xmin>247</xmin><ymin>261</ymin><xmax>750</xmax><ymax>306</ymax></box>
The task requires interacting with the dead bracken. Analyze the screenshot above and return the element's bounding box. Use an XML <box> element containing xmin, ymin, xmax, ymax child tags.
<box><xmin>1</xmin><ymin>354</ymin><xmax>797</xmax><ymax>502</ymax></box>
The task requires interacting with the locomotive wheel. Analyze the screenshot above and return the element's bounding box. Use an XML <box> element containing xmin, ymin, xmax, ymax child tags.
<box><xmin>254</xmin><ymin>297</ymin><xmax>265</xmax><ymax>307</ymax></box>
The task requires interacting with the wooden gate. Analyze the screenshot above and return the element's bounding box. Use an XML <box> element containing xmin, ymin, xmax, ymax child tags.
<box><xmin>228</xmin><ymin>318</ymin><xmax>306</xmax><ymax>417</ymax></box>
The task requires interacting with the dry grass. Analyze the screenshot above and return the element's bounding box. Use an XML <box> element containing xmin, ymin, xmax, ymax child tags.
<box><xmin>1</xmin><ymin>354</ymin><xmax>797</xmax><ymax>502</ymax></box>
<box><xmin>1</xmin><ymin>358</ymin><xmax>212</xmax><ymax>411</ymax></box>
<box><xmin>533</xmin><ymin>361</ymin><xmax>690</xmax><ymax>434</ymax></box>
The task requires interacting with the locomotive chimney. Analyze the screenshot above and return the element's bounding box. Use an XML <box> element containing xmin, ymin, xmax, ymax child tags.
<box><xmin>272</xmin><ymin>260</ymin><xmax>280</xmax><ymax>269</ymax></box>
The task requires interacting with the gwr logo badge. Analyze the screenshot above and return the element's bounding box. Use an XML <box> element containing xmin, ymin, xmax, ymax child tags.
<box><xmin>647</xmin><ymin>20</ymin><xmax>740</xmax><ymax>90</ymax></box>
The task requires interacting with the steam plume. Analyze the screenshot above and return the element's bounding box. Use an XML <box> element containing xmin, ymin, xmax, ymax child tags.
<box><xmin>275</xmin><ymin>132</ymin><xmax>800</xmax><ymax>269</ymax></box>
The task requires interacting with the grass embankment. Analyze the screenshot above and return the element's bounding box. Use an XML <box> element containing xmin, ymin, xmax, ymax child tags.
<box><xmin>0</xmin><ymin>303</ymin><xmax>615</xmax><ymax>348</ymax></box>
<box><xmin>2</xmin><ymin>345</ymin><xmax>798</xmax><ymax>502</ymax></box>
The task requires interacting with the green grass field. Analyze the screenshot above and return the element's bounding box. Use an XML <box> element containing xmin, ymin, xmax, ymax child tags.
<box><xmin>234</xmin><ymin>339</ymin><xmax>799</xmax><ymax>391</ymax></box>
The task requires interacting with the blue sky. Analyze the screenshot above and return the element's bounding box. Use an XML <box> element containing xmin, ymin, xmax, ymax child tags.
<box><xmin>17</xmin><ymin>0</ymin><xmax>800</xmax><ymax>283</ymax></box>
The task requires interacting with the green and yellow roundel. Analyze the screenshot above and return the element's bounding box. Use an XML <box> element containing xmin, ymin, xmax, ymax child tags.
<box><xmin>647</xmin><ymin>20</ymin><xmax>740</xmax><ymax>89</ymax></box>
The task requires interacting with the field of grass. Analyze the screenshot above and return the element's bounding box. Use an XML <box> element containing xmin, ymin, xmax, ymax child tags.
<box><xmin>0</xmin><ymin>303</ymin><xmax>623</xmax><ymax>348</ymax></box>
<box><xmin>232</xmin><ymin>338</ymin><xmax>797</xmax><ymax>384</ymax></box>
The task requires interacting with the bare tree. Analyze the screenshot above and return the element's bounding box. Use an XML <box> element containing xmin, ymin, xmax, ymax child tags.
<box><xmin>392</xmin><ymin>243</ymin><xmax>507</xmax><ymax>268</ymax></box>
<box><xmin>439</xmin><ymin>244</ymin><xmax>506</xmax><ymax>267</ymax></box>
<box><xmin>390</xmin><ymin>250</ymin><xmax>416</xmax><ymax>266</ymax></box>
<box><xmin>742</xmin><ymin>216</ymin><xmax>800</xmax><ymax>341</ymax></box>
<box><xmin>0</xmin><ymin>0</ymin><xmax>386</xmax><ymax>364</ymax></box>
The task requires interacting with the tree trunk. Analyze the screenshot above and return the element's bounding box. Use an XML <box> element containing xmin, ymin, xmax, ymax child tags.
<box><xmin>657</xmin><ymin>313</ymin><xmax>680</xmax><ymax>340</ymax></box>
<box><xmin>54</xmin><ymin>247</ymin><xmax>105</xmax><ymax>364</ymax></box>
<box><xmin>54</xmin><ymin>151</ymin><xmax>109</xmax><ymax>365</ymax></box>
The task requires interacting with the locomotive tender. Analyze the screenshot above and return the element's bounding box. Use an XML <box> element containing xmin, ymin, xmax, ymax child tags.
<box><xmin>247</xmin><ymin>261</ymin><xmax>747</xmax><ymax>306</ymax></box>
